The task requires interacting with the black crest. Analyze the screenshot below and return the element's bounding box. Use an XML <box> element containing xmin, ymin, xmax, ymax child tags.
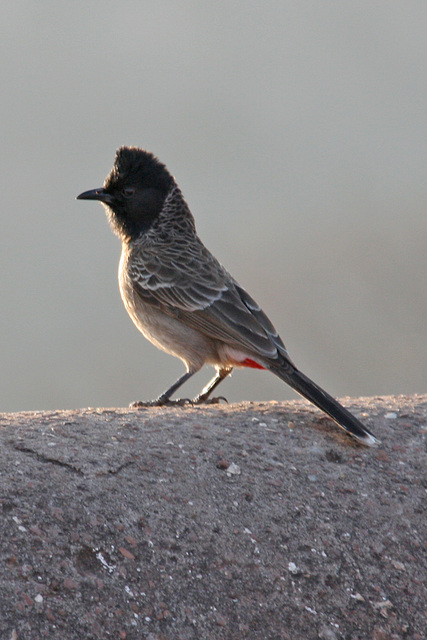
<box><xmin>105</xmin><ymin>147</ymin><xmax>174</xmax><ymax>195</ymax></box>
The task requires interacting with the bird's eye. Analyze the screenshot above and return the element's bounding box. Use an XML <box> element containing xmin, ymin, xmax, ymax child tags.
<box><xmin>122</xmin><ymin>187</ymin><xmax>135</xmax><ymax>198</ymax></box>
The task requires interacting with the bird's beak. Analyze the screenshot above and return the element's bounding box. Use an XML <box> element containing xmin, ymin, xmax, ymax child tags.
<box><xmin>76</xmin><ymin>188</ymin><xmax>114</xmax><ymax>204</ymax></box>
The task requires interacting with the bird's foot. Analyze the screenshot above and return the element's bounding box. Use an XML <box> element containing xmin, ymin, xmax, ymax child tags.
<box><xmin>130</xmin><ymin>395</ymin><xmax>228</xmax><ymax>408</ymax></box>
<box><xmin>192</xmin><ymin>395</ymin><xmax>228</xmax><ymax>405</ymax></box>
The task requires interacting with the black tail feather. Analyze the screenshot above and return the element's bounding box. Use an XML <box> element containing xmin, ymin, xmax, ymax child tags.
<box><xmin>272</xmin><ymin>364</ymin><xmax>378</xmax><ymax>446</ymax></box>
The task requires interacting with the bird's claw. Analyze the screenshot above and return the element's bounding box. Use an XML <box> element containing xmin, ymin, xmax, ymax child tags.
<box><xmin>192</xmin><ymin>395</ymin><xmax>228</xmax><ymax>405</ymax></box>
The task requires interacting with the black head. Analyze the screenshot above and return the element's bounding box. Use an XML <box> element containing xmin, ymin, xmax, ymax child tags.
<box><xmin>77</xmin><ymin>147</ymin><xmax>175</xmax><ymax>241</ymax></box>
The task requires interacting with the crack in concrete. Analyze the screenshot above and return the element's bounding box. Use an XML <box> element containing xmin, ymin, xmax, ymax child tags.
<box><xmin>12</xmin><ymin>443</ymin><xmax>84</xmax><ymax>476</ymax></box>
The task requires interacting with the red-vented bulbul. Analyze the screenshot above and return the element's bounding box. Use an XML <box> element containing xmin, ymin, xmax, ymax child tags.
<box><xmin>77</xmin><ymin>147</ymin><xmax>377</xmax><ymax>446</ymax></box>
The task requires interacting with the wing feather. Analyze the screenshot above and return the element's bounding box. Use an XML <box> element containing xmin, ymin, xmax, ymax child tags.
<box><xmin>128</xmin><ymin>239</ymin><xmax>290</xmax><ymax>361</ymax></box>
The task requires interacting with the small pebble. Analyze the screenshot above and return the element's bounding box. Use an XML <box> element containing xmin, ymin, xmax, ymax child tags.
<box><xmin>226</xmin><ymin>462</ymin><xmax>241</xmax><ymax>476</ymax></box>
<box><xmin>318</xmin><ymin>626</ymin><xmax>338</xmax><ymax>640</ymax></box>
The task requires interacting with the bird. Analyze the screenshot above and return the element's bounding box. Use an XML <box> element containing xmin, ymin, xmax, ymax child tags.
<box><xmin>77</xmin><ymin>146</ymin><xmax>377</xmax><ymax>446</ymax></box>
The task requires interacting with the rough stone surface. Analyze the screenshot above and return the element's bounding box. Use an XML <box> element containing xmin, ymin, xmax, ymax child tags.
<box><xmin>0</xmin><ymin>395</ymin><xmax>425</xmax><ymax>639</ymax></box>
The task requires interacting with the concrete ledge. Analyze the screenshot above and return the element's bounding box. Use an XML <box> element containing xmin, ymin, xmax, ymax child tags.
<box><xmin>1</xmin><ymin>395</ymin><xmax>425</xmax><ymax>639</ymax></box>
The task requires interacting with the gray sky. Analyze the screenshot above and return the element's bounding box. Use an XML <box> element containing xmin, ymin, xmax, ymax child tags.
<box><xmin>1</xmin><ymin>2</ymin><xmax>426</xmax><ymax>411</ymax></box>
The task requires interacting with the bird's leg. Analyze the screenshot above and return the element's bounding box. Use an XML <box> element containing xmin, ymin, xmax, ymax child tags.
<box><xmin>193</xmin><ymin>367</ymin><xmax>233</xmax><ymax>404</ymax></box>
<box><xmin>130</xmin><ymin>370</ymin><xmax>196</xmax><ymax>408</ymax></box>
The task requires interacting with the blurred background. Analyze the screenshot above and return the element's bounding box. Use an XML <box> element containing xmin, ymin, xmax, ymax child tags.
<box><xmin>1</xmin><ymin>2</ymin><xmax>426</xmax><ymax>412</ymax></box>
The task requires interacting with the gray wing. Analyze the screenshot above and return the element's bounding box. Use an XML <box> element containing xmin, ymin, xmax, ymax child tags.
<box><xmin>129</xmin><ymin>239</ymin><xmax>290</xmax><ymax>362</ymax></box>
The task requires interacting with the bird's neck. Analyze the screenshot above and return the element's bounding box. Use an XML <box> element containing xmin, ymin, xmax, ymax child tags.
<box><xmin>146</xmin><ymin>185</ymin><xmax>197</xmax><ymax>238</ymax></box>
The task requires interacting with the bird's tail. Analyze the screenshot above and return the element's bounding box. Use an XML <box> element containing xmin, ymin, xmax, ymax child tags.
<box><xmin>271</xmin><ymin>363</ymin><xmax>378</xmax><ymax>446</ymax></box>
